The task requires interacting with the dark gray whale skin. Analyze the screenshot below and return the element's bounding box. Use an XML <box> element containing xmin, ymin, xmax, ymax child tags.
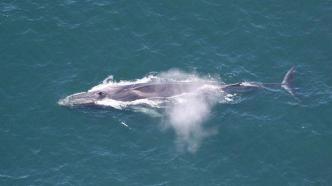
<box><xmin>58</xmin><ymin>82</ymin><xmax>214</xmax><ymax>107</ymax></box>
<box><xmin>58</xmin><ymin>67</ymin><xmax>296</xmax><ymax>107</ymax></box>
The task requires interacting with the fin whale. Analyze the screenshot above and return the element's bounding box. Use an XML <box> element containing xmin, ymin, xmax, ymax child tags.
<box><xmin>58</xmin><ymin>67</ymin><xmax>296</xmax><ymax>107</ymax></box>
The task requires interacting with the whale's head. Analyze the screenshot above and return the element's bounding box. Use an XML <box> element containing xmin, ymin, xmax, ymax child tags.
<box><xmin>58</xmin><ymin>91</ymin><xmax>107</xmax><ymax>107</ymax></box>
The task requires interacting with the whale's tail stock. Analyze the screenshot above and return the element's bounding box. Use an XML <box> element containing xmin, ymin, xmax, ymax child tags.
<box><xmin>281</xmin><ymin>66</ymin><xmax>296</xmax><ymax>97</ymax></box>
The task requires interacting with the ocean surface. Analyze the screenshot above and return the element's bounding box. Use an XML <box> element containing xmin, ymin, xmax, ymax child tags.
<box><xmin>1</xmin><ymin>1</ymin><xmax>332</xmax><ymax>185</ymax></box>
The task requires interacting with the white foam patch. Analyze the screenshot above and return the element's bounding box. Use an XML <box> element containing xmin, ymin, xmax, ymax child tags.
<box><xmin>95</xmin><ymin>98</ymin><xmax>164</xmax><ymax>109</ymax></box>
<box><xmin>120</xmin><ymin>121</ymin><xmax>129</xmax><ymax>128</ymax></box>
<box><xmin>89</xmin><ymin>74</ymin><xmax>157</xmax><ymax>92</ymax></box>
<box><xmin>89</xmin><ymin>69</ymin><xmax>235</xmax><ymax>152</ymax></box>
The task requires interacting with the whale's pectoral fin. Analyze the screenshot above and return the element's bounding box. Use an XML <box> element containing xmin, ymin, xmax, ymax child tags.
<box><xmin>281</xmin><ymin>66</ymin><xmax>296</xmax><ymax>97</ymax></box>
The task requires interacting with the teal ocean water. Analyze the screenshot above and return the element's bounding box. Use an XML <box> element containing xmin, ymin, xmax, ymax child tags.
<box><xmin>1</xmin><ymin>1</ymin><xmax>332</xmax><ymax>185</ymax></box>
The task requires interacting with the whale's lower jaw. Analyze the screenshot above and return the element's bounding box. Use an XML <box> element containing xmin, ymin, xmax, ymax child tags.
<box><xmin>58</xmin><ymin>91</ymin><xmax>101</xmax><ymax>107</ymax></box>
